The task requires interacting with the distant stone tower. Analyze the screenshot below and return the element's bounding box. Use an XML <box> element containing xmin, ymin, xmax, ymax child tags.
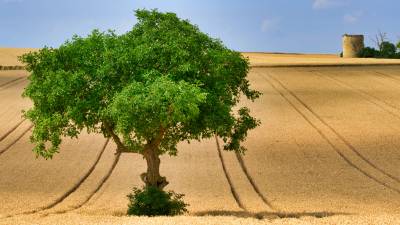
<box><xmin>342</xmin><ymin>34</ymin><xmax>364</xmax><ymax>58</ymax></box>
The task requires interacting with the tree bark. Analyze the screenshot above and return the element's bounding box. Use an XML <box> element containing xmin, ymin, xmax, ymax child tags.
<box><xmin>104</xmin><ymin>121</ymin><xmax>168</xmax><ymax>189</ymax></box>
<box><xmin>141</xmin><ymin>145</ymin><xmax>168</xmax><ymax>189</ymax></box>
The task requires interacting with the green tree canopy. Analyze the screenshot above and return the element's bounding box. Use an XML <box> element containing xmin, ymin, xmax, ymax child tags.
<box><xmin>20</xmin><ymin>9</ymin><xmax>260</xmax><ymax>188</ymax></box>
<box><xmin>379</xmin><ymin>41</ymin><xmax>397</xmax><ymax>58</ymax></box>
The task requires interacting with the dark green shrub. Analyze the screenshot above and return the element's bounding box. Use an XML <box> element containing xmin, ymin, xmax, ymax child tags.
<box><xmin>358</xmin><ymin>47</ymin><xmax>380</xmax><ymax>58</ymax></box>
<box><xmin>357</xmin><ymin>37</ymin><xmax>400</xmax><ymax>59</ymax></box>
<box><xmin>379</xmin><ymin>41</ymin><xmax>397</xmax><ymax>58</ymax></box>
<box><xmin>127</xmin><ymin>186</ymin><xmax>189</xmax><ymax>216</ymax></box>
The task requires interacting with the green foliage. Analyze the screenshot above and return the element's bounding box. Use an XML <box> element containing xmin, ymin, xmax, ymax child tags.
<box><xmin>127</xmin><ymin>186</ymin><xmax>188</xmax><ymax>216</ymax></box>
<box><xmin>20</xmin><ymin>9</ymin><xmax>260</xmax><ymax>159</ymax></box>
<box><xmin>109</xmin><ymin>73</ymin><xmax>207</xmax><ymax>155</ymax></box>
<box><xmin>358</xmin><ymin>40</ymin><xmax>400</xmax><ymax>59</ymax></box>
<box><xmin>379</xmin><ymin>41</ymin><xmax>397</xmax><ymax>58</ymax></box>
<box><xmin>358</xmin><ymin>47</ymin><xmax>380</xmax><ymax>58</ymax></box>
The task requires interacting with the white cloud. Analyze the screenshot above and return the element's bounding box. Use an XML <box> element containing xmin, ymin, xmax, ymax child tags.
<box><xmin>343</xmin><ymin>11</ymin><xmax>363</xmax><ymax>24</ymax></box>
<box><xmin>260</xmin><ymin>18</ymin><xmax>278</xmax><ymax>33</ymax></box>
<box><xmin>312</xmin><ymin>0</ymin><xmax>333</xmax><ymax>9</ymax></box>
<box><xmin>312</xmin><ymin>0</ymin><xmax>347</xmax><ymax>10</ymax></box>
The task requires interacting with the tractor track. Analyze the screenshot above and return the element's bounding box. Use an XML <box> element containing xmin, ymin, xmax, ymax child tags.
<box><xmin>375</xmin><ymin>71</ymin><xmax>400</xmax><ymax>84</ymax></box>
<box><xmin>310</xmin><ymin>71</ymin><xmax>400</xmax><ymax>185</ymax></box>
<box><xmin>268</xmin><ymin>72</ymin><xmax>400</xmax><ymax>187</ymax></box>
<box><xmin>321</xmin><ymin>77</ymin><xmax>400</xmax><ymax>122</ymax></box>
<box><xmin>0</xmin><ymin>119</ymin><xmax>26</xmax><ymax>142</ymax></box>
<box><xmin>37</xmin><ymin>138</ymin><xmax>111</xmax><ymax>211</ymax></box>
<box><xmin>322</xmin><ymin>72</ymin><xmax>400</xmax><ymax>114</ymax></box>
<box><xmin>0</xmin><ymin>77</ymin><xmax>25</xmax><ymax>89</ymax></box>
<box><xmin>215</xmin><ymin>135</ymin><xmax>247</xmax><ymax>211</ymax></box>
<box><xmin>259</xmin><ymin>71</ymin><xmax>400</xmax><ymax>195</ymax></box>
<box><xmin>2</xmin><ymin>138</ymin><xmax>112</xmax><ymax>218</ymax></box>
<box><xmin>0</xmin><ymin>125</ymin><xmax>33</xmax><ymax>156</ymax></box>
<box><xmin>234</xmin><ymin>152</ymin><xmax>277</xmax><ymax>210</ymax></box>
<box><xmin>0</xmin><ymin>77</ymin><xmax>26</xmax><ymax>92</ymax></box>
<box><xmin>51</xmin><ymin>150</ymin><xmax>122</xmax><ymax>214</ymax></box>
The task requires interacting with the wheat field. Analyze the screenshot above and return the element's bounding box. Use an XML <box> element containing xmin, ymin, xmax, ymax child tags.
<box><xmin>0</xmin><ymin>50</ymin><xmax>400</xmax><ymax>224</ymax></box>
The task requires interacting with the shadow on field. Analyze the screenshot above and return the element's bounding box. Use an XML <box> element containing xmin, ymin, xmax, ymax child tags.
<box><xmin>194</xmin><ymin>210</ymin><xmax>352</xmax><ymax>220</ymax></box>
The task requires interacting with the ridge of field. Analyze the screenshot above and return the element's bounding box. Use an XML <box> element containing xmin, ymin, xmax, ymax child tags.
<box><xmin>1</xmin><ymin>57</ymin><xmax>400</xmax><ymax>224</ymax></box>
<box><xmin>0</xmin><ymin>48</ymin><xmax>38</xmax><ymax>67</ymax></box>
<box><xmin>3</xmin><ymin>48</ymin><xmax>400</xmax><ymax>69</ymax></box>
<box><xmin>242</xmin><ymin>52</ymin><xmax>400</xmax><ymax>67</ymax></box>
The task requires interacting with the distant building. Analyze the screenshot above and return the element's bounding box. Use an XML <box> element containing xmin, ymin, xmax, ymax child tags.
<box><xmin>342</xmin><ymin>34</ymin><xmax>364</xmax><ymax>58</ymax></box>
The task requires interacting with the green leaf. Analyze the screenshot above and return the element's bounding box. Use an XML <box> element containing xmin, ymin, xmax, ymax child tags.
<box><xmin>20</xmin><ymin>9</ymin><xmax>260</xmax><ymax>158</ymax></box>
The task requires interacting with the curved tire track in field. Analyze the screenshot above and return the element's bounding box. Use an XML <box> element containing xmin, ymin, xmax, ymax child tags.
<box><xmin>315</xmin><ymin>73</ymin><xmax>400</xmax><ymax>184</ymax></box>
<box><xmin>0</xmin><ymin>119</ymin><xmax>26</xmax><ymax>142</ymax></box>
<box><xmin>37</xmin><ymin>138</ymin><xmax>111</xmax><ymax>211</ymax></box>
<box><xmin>3</xmin><ymin>138</ymin><xmax>111</xmax><ymax>218</ymax></box>
<box><xmin>234</xmin><ymin>152</ymin><xmax>277</xmax><ymax>210</ymax></box>
<box><xmin>54</xmin><ymin>150</ymin><xmax>122</xmax><ymax>213</ymax></box>
<box><xmin>0</xmin><ymin>125</ymin><xmax>32</xmax><ymax>156</ymax></box>
<box><xmin>0</xmin><ymin>77</ymin><xmax>25</xmax><ymax>89</ymax></box>
<box><xmin>375</xmin><ymin>71</ymin><xmax>400</xmax><ymax>84</ymax></box>
<box><xmin>323</xmin><ymin>73</ymin><xmax>400</xmax><ymax>116</ymax></box>
<box><xmin>0</xmin><ymin>77</ymin><xmax>26</xmax><ymax>91</ymax></box>
<box><xmin>261</xmin><ymin>72</ymin><xmax>400</xmax><ymax>194</ymax></box>
<box><xmin>215</xmin><ymin>135</ymin><xmax>247</xmax><ymax>211</ymax></box>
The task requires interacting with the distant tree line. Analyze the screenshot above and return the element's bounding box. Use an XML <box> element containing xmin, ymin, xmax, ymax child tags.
<box><xmin>358</xmin><ymin>31</ymin><xmax>400</xmax><ymax>59</ymax></box>
<box><xmin>358</xmin><ymin>41</ymin><xmax>400</xmax><ymax>59</ymax></box>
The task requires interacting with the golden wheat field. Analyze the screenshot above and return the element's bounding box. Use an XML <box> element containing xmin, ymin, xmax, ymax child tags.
<box><xmin>0</xmin><ymin>48</ymin><xmax>37</xmax><ymax>67</ymax></box>
<box><xmin>1</xmin><ymin>49</ymin><xmax>400</xmax><ymax>224</ymax></box>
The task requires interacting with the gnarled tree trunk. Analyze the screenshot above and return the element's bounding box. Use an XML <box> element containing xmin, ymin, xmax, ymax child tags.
<box><xmin>141</xmin><ymin>145</ymin><xmax>168</xmax><ymax>189</ymax></box>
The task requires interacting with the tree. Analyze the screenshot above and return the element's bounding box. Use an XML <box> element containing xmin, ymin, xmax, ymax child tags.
<box><xmin>20</xmin><ymin>9</ymin><xmax>260</xmax><ymax>189</ymax></box>
<box><xmin>379</xmin><ymin>41</ymin><xmax>397</xmax><ymax>58</ymax></box>
<box><xmin>371</xmin><ymin>30</ymin><xmax>388</xmax><ymax>52</ymax></box>
<box><xmin>357</xmin><ymin>47</ymin><xmax>379</xmax><ymax>58</ymax></box>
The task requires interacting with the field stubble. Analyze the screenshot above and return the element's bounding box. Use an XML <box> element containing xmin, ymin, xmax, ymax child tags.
<box><xmin>0</xmin><ymin>63</ymin><xmax>400</xmax><ymax>224</ymax></box>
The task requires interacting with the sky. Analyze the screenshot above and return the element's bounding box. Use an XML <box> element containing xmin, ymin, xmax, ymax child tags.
<box><xmin>0</xmin><ymin>0</ymin><xmax>399</xmax><ymax>53</ymax></box>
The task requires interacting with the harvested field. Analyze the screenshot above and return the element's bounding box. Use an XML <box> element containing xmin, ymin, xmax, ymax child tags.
<box><xmin>242</xmin><ymin>52</ymin><xmax>400</xmax><ymax>67</ymax></box>
<box><xmin>0</xmin><ymin>52</ymin><xmax>400</xmax><ymax>224</ymax></box>
<box><xmin>0</xmin><ymin>48</ymin><xmax>37</xmax><ymax>68</ymax></box>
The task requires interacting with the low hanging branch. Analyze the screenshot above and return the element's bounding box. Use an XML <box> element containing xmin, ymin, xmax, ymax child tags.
<box><xmin>102</xmin><ymin>122</ymin><xmax>129</xmax><ymax>154</ymax></box>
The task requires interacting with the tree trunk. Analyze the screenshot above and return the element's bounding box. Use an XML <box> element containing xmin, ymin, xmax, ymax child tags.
<box><xmin>141</xmin><ymin>146</ymin><xmax>168</xmax><ymax>189</ymax></box>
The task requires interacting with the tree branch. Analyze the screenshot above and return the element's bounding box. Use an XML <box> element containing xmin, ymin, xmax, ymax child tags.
<box><xmin>144</xmin><ymin>126</ymin><xmax>166</xmax><ymax>155</ymax></box>
<box><xmin>102</xmin><ymin>121</ymin><xmax>131</xmax><ymax>154</ymax></box>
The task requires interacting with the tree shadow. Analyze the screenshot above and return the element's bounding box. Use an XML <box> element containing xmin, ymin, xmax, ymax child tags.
<box><xmin>193</xmin><ymin>210</ymin><xmax>352</xmax><ymax>220</ymax></box>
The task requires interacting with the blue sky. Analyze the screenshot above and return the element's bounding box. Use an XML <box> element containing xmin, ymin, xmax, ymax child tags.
<box><xmin>1</xmin><ymin>0</ymin><xmax>399</xmax><ymax>53</ymax></box>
